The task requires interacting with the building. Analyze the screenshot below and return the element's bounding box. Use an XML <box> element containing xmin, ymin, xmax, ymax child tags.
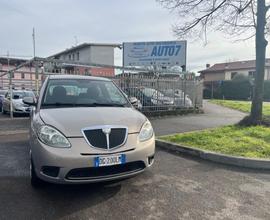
<box><xmin>199</xmin><ymin>59</ymin><xmax>270</xmax><ymax>82</ymax></box>
<box><xmin>0</xmin><ymin>57</ymin><xmax>41</xmax><ymax>90</ymax></box>
<box><xmin>47</xmin><ymin>43</ymin><xmax>121</xmax><ymax>77</ymax></box>
<box><xmin>0</xmin><ymin>42</ymin><xmax>121</xmax><ymax>89</ymax></box>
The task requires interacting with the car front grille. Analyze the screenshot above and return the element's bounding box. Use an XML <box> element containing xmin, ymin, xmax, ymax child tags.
<box><xmin>65</xmin><ymin>161</ymin><xmax>145</xmax><ymax>180</ymax></box>
<box><xmin>82</xmin><ymin>126</ymin><xmax>127</xmax><ymax>150</ymax></box>
<box><xmin>83</xmin><ymin>129</ymin><xmax>107</xmax><ymax>149</ymax></box>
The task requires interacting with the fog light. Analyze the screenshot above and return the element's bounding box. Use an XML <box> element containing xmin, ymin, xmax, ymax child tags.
<box><xmin>41</xmin><ymin>166</ymin><xmax>60</xmax><ymax>177</ymax></box>
<box><xmin>148</xmin><ymin>155</ymin><xmax>154</xmax><ymax>165</ymax></box>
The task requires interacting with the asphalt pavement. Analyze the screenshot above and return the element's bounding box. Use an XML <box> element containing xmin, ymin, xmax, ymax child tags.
<box><xmin>151</xmin><ymin>100</ymin><xmax>247</xmax><ymax>136</ymax></box>
<box><xmin>0</xmin><ymin>100</ymin><xmax>246</xmax><ymax>136</ymax></box>
<box><xmin>1</xmin><ymin>101</ymin><xmax>270</xmax><ymax>219</ymax></box>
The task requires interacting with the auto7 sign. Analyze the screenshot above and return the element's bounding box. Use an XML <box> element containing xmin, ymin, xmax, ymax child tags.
<box><xmin>123</xmin><ymin>41</ymin><xmax>187</xmax><ymax>67</ymax></box>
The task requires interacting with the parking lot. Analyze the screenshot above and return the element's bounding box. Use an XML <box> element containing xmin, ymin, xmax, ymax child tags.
<box><xmin>0</xmin><ymin>102</ymin><xmax>270</xmax><ymax>219</ymax></box>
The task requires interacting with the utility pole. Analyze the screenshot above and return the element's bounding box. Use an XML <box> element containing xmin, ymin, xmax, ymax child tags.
<box><xmin>33</xmin><ymin>27</ymin><xmax>39</xmax><ymax>95</ymax></box>
<box><xmin>7</xmin><ymin>51</ymin><xmax>13</xmax><ymax>118</ymax></box>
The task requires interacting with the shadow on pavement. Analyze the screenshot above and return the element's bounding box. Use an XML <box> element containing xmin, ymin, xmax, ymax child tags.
<box><xmin>0</xmin><ymin>176</ymin><xmax>122</xmax><ymax>219</ymax></box>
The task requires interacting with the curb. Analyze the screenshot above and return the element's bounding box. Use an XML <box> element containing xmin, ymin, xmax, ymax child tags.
<box><xmin>156</xmin><ymin>139</ymin><xmax>270</xmax><ymax>170</ymax></box>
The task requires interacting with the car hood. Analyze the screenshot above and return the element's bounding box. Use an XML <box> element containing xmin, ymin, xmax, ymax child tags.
<box><xmin>12</xmin><ymin>99</ymin><xmax>28</xmax><ymax>106</ymax></box>
<box><xmin>39</xmin><ymin>107</ymin><xmax>147</xmax><ymax>137</ymax></box>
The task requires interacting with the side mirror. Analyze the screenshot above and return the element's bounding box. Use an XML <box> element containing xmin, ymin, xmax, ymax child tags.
<box><xmin>23</xmin><ymin>97</ymin><xmax>36</xmax><ymax>106</ymax></box>
<box><xmin>129</xmin><ymin>97</ymin><xmax>138</xmax><ymax>105</ymax></box>
<box><xmin>129</xmin><ymin>96</ymin><xmax>142</xmax><ymax>110</ymax></box>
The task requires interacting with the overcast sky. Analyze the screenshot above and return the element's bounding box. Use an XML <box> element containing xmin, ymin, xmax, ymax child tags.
<box><xmin>1</xmin><ymin>0</ymin><xmax>269</xmax><ymax>72</ymax></box>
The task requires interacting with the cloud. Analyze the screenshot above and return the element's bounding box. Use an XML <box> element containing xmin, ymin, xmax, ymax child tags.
<box><xmin>0</xmin><ymin>0</ymin><xmax>268</xmax><ymax>72</ymax></box>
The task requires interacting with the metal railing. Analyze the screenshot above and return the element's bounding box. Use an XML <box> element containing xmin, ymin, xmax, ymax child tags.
<box><xmin>0</xmin><ymin>58</ymin><xmax>203</xmax><ymax>117</ymax></box>
<box><xmin>111</xmin><ymin>73</ymin><xmax>203</xmax><ymax>112</ymax></box>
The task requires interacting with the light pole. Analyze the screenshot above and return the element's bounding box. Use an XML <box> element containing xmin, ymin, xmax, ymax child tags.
<box><xmin>32</xmin><ymin>28</ymin><xmax>39</xmax><ymax>95</ymax></box>
<box><xmin>7</xmin><ymin>51</ymin><xmax>13</xmax><ymax>118</ymax></box>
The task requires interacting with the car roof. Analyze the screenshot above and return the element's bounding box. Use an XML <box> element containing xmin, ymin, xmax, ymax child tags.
<box><xmin>48</xmin><ymin>74</ymin><xmax>111</xmax><ymax>81</ymax></box>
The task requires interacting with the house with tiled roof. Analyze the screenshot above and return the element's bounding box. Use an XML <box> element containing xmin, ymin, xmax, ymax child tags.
<box><xmin>199</xmin><ymin>59</ymin><xmax>270</xmax><ymax>82</ymax></box>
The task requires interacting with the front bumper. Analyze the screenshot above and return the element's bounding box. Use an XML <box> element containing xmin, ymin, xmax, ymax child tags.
<box><xmin>30</xmin><ymin>132</ymin><xmax>155</xmax><ymax>184</ymax></box>
<box><xmin>13</xmin><ymin>107</ymin><xmax>31</xmax><ymax>114</ymax></box>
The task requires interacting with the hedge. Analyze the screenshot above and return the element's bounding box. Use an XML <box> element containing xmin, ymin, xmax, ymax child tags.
<box><xmin>204</xmin><ymin>79</ymin><xmax>270</xmax><ymax>101</ymax></box>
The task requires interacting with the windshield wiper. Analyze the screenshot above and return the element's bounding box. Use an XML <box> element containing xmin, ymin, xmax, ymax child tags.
<box><xmin>42</xmin><ymin>102</ymin><xmax>128</xmax><ymax>108</ymax></box>
<box><xmin>79</xmin><ymin>103</ymin><xmax>127</xmax><ymax>107</ymax></box>
<box><xmin>42</xmin><ymin>103</ymin><xmax>76</xmax><ymax>108</ymax></box>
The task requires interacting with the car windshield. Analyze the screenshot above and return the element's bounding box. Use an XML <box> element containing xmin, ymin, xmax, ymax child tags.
<box><xmin>12</xmin><ymin>91</ymin><xmax>35</xmax><ymax>99</ymax></box>
<box><xmin>41</xmin><ymin>79</ymin><xmax>130</xmax><ymax>108</ymax></box>
<box><xmin>142</xmin><ymin>88</ymin><xmax>164</xmax><ymax>98</ymax></box>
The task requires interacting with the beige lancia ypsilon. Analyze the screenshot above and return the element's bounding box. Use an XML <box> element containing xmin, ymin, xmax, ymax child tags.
<box><xmin>24</xmin><ymin>75</ymin><xmax>155</xmax><ymax>186</ymax></box>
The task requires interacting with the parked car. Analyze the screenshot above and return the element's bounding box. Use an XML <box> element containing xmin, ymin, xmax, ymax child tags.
<box><xmin>162</xmin><ymin>89</ymin><xmax>193</xmax><ymax>108</ymax></box>
<box><xmin>2</xmin><ymin>90</ymin><xmax>36</xmax><ymax>115</ymax></box>
<box><xmin>123</xmin><ymin>93</ymin><xmax>143</xmax><ymax>110</ymax></box>
<box><xmin>25</xmin><ymin>75</ymin><xmax>155</xmax><ymax>186</ymax></box>
<box><xmin>124</xmin><ymin>87</ymin><xmax>174</xmax><ymax>110</ymax></box>
<box><xmin>0</xmin><ymin>90</ymin><xmax>7</xmax><ymax>112</ymax></box>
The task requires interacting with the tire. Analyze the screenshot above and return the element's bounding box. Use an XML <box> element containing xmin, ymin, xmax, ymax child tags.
<box><xmin>30</xmin><ymin>159</ymin><xmax>43</xmax><ymax>188</ymax></box>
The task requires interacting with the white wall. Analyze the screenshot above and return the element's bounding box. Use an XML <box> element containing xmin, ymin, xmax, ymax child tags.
<box><xmin>203</xmin><ymin>72</ymin><xmax>225</xmax><ymax>82</ymax></box>
<box><xmin>225</xmin><ymin>68</ymin><xmax>270</xmax><ymax>80</ymax></box>
<box><xmin>59</xmin><ymin>46</ymin><xmax>91</xmax><ymax>63</ymax></box>
<box><xmin>90</xmin><ymin>46</ymin><xmax>114</xmax><ymax>65</ymax></box>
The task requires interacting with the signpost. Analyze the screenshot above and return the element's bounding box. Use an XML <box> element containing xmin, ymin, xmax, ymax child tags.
<box><xmin>123</xmin><ymin>40</ymin><xmax>187</xmax><ymax>70</ymax></box>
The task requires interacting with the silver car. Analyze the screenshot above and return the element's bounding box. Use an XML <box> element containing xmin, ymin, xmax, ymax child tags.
<box><xmin>25</xmin><ymin>75</ymin><xmax>155</xmax><ymax>186</ymax></box>
<box><xmin>2</xmin><ymin>90</ymin><xmax>36</xmax><ymax>115</ymax></box>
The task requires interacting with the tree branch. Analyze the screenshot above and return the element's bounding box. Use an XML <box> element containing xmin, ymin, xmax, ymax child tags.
<box><xmin>176</xmin><ymin>0</ymin><xmax>227</xmax><ymax>34</ymax></box>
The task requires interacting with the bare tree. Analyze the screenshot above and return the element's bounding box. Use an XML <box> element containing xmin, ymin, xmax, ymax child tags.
<box><xmin>158</xmin><ymin>0</ymin><xmax>270</xmax><ymax>124</ymax></box>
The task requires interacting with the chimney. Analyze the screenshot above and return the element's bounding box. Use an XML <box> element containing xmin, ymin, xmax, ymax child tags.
<box><xmin>206</xmin><ymin>64</ymin><xmax>210</xmax><ymax>68</ymax></box>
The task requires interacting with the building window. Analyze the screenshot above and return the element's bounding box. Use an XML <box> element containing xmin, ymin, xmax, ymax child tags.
<box><xmin>69</xmin><ymin>54</ymin><xmax>71</xmax><ymax>60</ymax></box>
<box><xmin>231</xmin><ymin>72</ymin><xmax>238</xmax><ymax>79</ymax></box>
<box><xmin>85</xmin><ymin>68</ymin><xmax>90</xmax><ymax>75</ymax></box>
<box><xmin>77</xmin><ymin>52</ymin><xmax>79</xmax><ymax>61</ymax></box>
<box><xmin>21</xmin><ymin>73</ymin><xmax>25</xmax><ymax>79</ymax></box>
<box><xmin>72</xmin><ymin>53</ymin><xmax>75</xmax><ymax>60</ymax></box>
<box><xmin>248</xmin><ymin>71</ymin><xmax>255</xmax><ymax>77</ymax></box>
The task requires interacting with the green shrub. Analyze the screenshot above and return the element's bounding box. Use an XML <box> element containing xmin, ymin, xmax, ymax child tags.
<box><xmin>220</xmin><ymin>79</ymin><xmax>252</xmax><ymax>100</ymax></box>
<box><xmin>203</xmin><ymin>78</ymin><xmax>270</xmax><ymax>101</ymax></box>
<box><xmin>264</xmin><ymin>80</ymin><xmax>270</xmax><ymax>101</ymax></box>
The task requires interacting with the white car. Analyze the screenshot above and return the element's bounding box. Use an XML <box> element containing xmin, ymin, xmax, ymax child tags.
<box><xmin>2</xmin><ymin>90</ymin><xmax>36</xmax><ymax>115</ymax></box>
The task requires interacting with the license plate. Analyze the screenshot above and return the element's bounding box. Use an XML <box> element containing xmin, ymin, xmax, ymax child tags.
<box><xmin>94</xmin><ymin>154</ymin><xmax>126</xmax><ymax>167</ymax></box>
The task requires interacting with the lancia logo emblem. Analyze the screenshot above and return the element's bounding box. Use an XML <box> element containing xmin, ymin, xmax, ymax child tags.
<box><xmin>102</xmin><ymin>127</ymin><xmax>111</xmax><ymax>150</ymax></box>
<box><xmin>102</xmin><ymin>128</ymin><xmax>111</xmax><ymax>135</ymax></box>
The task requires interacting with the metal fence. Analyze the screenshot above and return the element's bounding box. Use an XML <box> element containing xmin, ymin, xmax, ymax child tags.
<box><xmin>111</xmin><ymin>73</ymin><xmax>203</xmax><ymax>112</ymax></box>
<box><xmin>0</xmin><ymin>58</ymin><xmax>203</xmax><ymax>116</ymax></box>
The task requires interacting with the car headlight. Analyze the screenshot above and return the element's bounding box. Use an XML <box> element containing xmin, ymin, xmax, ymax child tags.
<box><xmin>37</xmin><ymin>125</ymin><xmax>71</xmax><ymax>148</ymax></box>
<box><xmin>13</xmin><ymin>103</ymin><xmax>21</xmax><ymax>108</ymax></box>
<box><xmin>139</xmin><ymin>121</ymin><xmax>154</xmax><ymax>142</ymax></box>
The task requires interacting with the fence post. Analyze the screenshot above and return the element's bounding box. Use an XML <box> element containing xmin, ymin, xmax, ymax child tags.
<box><xmin>9</xmin><ymin>71</ymin><xmax>13</xmax><ymax>119</ymax></box>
